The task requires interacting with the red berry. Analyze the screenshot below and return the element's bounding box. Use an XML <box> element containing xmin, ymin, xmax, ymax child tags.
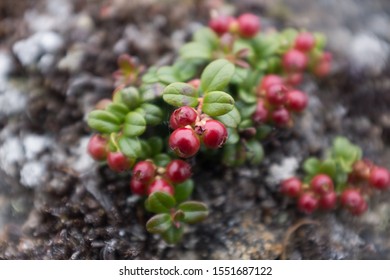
<box><xmin>369</xmin><ymin>167</ymin><xmax>390</xmax><ymax>190</ymax></box>
<box><xmin>280</xmin><ymin>177</ymin><xmax>302</xmax><ymax>198</ymax></box>
<box><xmin>310</xmin><ymin>174</ymin><xmax>334</xmax><ymax>196</ymax></box>
<box><xmin>286</xmin><ymin>90</ymin><xmax>308</xmax><ymax>112</ymax></box>
<box><xmin>282</xmin><ymin>49</ymin><xmax>308</xmax><ymax>72</ymax></box>
<box><xmin>209</xmin><ymin>15</ymin><xmax>234</xmax><ymax>36</ymax></box>
<box><xmin>166</xmin><ymin>159</ymin><xmax>192</xmax><ymax>183</ymax></box>
<box><xmin>340</xmin><ymin>188</ymin><xmax>365</xmax><ymax>214</ymax></box>
<box><xmin>252</xmin><ymin>100</ymin><xmax>269</xmax><ymax>124</ymax></box>
<box><xmin>319</xmin><ymin>191</ymin><xmax>337</xmax><ymax>210</ymax></box>
<box><xmin>314</xmin><ymin>52</ymin><xmax>332</xmax><ymax>77</ymax></box>
<box><xmin>284</xmin><ymin>72</ymin><xmax>303</xmax><ymax>87</ymax></box>
<box><xmin>169</xmin><ymin>106</ymin><xmax>198</xmax><ymax>130</ymax></box>
<box><xmin>202</xmin><ymin>120</ymin><xmax>228</xmax><ymax>149</ymax></box>
<box><xmin>258</xmin><ymin>74</ymin><xmax>283</xmax><ymax>93</ymax></box>
<box><xmin>265</xmin><ymin>84</ymin><xmax>288</xmax><ymax>106</ymax></box>
<box><xmin>294</xmin><ymin>32</ymin><xmax>315</xmax><ymax>52</ymax></box>
<box><xmin>237</xmin><ymin>13</ymin><xmax>260</xmax><ymax>38</ymax></box>
<box><xmin>87</xmin><ymin>134</ymin><xmax>108</xmax><ymax>161</ymax></box>
<box><xmin>147</xmin><ymin>178</ymin><xmax>174</xmax><ymax>196</ymax></box>
<box><xmin>130</xmin><ymin>178</ymin><xmax>148</xmax><ymax>195</ymax></box>
<box><xmin>132</xmin><ymin>161</ymin><xmax>155</xmax><ymax>183</ymax></box>
<box><xmin>350</xmin><ymin>199</ymin><xmax>368</xmax><ymax>216</ymax></box>
<box><xmin>107</xmin><ymin>152</ymin><xmax>131</xmax><ymax>172</ymax></box>
<box><xmin>169</xmin><ymin>128</ymin><xmax>200</xmax><ymax>158</ymax></box>
<box><xmin>298</xmin><ymin>193</ymin><xmax>319</xmax><ymax>214</ymax></box>
<box><xmin>187</xmin><ymin>79</ymin><xmax>201</xmax><ymax>90</ymax></box>
<box><xmin>272</xmin><ymin>107</ymin><xmax>290</xmax><ymax>126</ymax></box>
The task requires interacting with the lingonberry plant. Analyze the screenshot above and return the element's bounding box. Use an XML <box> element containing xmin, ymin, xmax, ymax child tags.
<box><xmin>85</xmin><ymin>12</ymin><xmax>361</xmax><ymax>244</ymax></box>
<box><xmin>281</xmin><ymin>137</ymin><xmax>390</xmax><ymax>215</ymax></box>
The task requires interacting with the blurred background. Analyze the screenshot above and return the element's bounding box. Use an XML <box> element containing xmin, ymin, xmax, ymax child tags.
<box><xmin>0</xmin><ymin>0</ymin><xmax>389</xmax><ymax>259</ymax></box>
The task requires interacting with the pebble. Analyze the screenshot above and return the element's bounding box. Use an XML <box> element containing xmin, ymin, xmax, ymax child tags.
<box><xmin>20</xmin><ymin>161</ymin><xmax>47</xmax><ymax>188</ymax></box>
<box><xmin>0</xmin><ymin>137</ymin><xmax>25</xmax><ymax>176</ymax></box>
<box><xmin>266</xmin><ymin>157</ymin><xmax>299</xmax><ymax>185</ymax></box>
<box><xmin>23</xmin><ymin>135</ymin><xmax>51</xmax><ymax>160</ymax></box>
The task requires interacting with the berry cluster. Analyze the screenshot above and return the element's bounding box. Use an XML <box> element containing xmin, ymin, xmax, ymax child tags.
<box><xmin>130</xmin><ymin>159</ymin><xmax>191</xmax><ymax>196</ymax></box>
<box><xmin>280</xmin><ymin>138</ymin><xmax>390</xmax><ymax>215</ymax></box>
<box><xmin>169</xmin><ymin>105</ymin><xmax>228</xmax><ymax>158</ymax></box>
<box><xmin>253</xmin><ymin>74</ymin><xmax>308</xmax><ymax>127</ymax></box>
<box><xmin>209</xmin><ymin>13</ymin><xmax>260</xmax><ymax>38</ymax></box>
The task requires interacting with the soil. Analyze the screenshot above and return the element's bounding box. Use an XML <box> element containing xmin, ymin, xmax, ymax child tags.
<box><xmin>0</xmin><ymin>0</ymin><xmax>390</xmax><ymax>259</ymax></box>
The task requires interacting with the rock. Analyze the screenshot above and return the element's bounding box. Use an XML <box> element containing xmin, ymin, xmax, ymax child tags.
<box><xmin>23</xmin><ymin>134</ymin><xmax>51</xmax><ymax>160</ymax></box>
<box><xmin>266</xmin><ymin>157</ymin><xmax>299</xmax><ymax>185</ymax></box>
<box><xmin>20</xmin><ymin>161</ymin><xmax>47</xmax><ymax>188</ymax></box>
<box><xmin>0</xmin><ymin>137</ymin><xmax>25</xmax><ymax>177</ymax></box>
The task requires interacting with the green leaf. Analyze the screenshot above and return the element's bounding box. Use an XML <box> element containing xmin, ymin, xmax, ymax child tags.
<box><xmin>146</xmin><ymin>214</ymin><xmax>172</xmax><ymax>234</ymax></box>
<box><xmin>179</xmin><ymin>201</ymin><xmax>209</xmax><ymax>224</ymax></box>
<box><xmin>136</xmin><ymin>103</ymin><xmax>163</xmax><ymax>126</ymax></box>
<box><xmin>174</xmin><ymin>179</ymin><xmax>194</xmax><ymax>203</ymax></box>
<box><xmin>87</xmin><ymin>110</ymin><xmax>121</xmax><ymax>134</ymax></box>
<box><xmin>162</xmin><ymin>225</ymin><xmax>184</xmax><ymax>244</ymax></box>
<box><xmin>255</xmin><ymin>125</ymin><xmax>273</xmax><ymax>140</ymax></box>
<box><xmin>215</xmin><ymin>107</ymin><xmax>241</xmax><ymax>128</ymax></box>
<box><xmin>147</xmin><ymin>137</ymin><xmax>163</xmax><ymax>155</ymax></box>
<box><xmin>118</xmin><ymin>136</ymin><xmax>142</xmax><ymax>158</ymax></box>
<box><xmin>238</xmin><ymin>88</ymin><xmax>257</xmax><ymax>104</ymax></box>
<box><xmin>318</xmin><ymin>159</ymin><xmax>337</xmax><ymax>178</ymax></box>
<box><xmin>140</xmin><ymin>82</ymin><xmax>165</xmax><ymax>101</ymax></box>
<box><xmin>200</xmin><ymin>59</ymin><xmax>235</xmax><ymax>92</ymax></box>
<box><xmin>123</xmin><ymin>112</ymin><xmax>147</xmax><ymax>137</ymax></box>
<box><xmin>142</xmin><ymin>67</ymin><xmax>159</xmax><ymax>84</ymax></box>
<box><xmin>157</xmin><ymin>66</ymin><xmax>179</xmax><ymax>84</ymax></box>
<box><xmin>331</xmin><ymin>137</ymin><xmax>362</xmax><ymax>168</ymax></box>
<box><xmin>180</xmin><ymin>42</ymin><xmax>212</xmax><ymax>60</ymax></box>
<box><xmin>246</xmin><ymin>140</ymin><xmax>264</xmax><ymax>165</ymax></box>
<box><xmin>303</xmin><ymin>157</ymin><xmax>321</xmax><ymax>175</ymax></box>
<box><xmin>138</xmin><ymin>140</ymin><xmax>152</xmax><ymax>159</ymax></box>
<box><xmin>314</xmin><ymin>32</ymin><xmax>326</xmax><ymax>49</ymax></box>
<box><xmin>106</xmin><ymin>103</ymin><xmax>129</xmax><ymax>122</ymax></box>
<box><xmin>162</xmin><ymin>82</ymin><xmax>199</xmax><ymax>107</ymax></box>
<box><xmin>146</xmin><ymin>191</ymin><xmax>176</xmax><ymax>213</ymax></box>
<box><xmin>172</xmin><ymin>210</ymin><xmax>185</xmax><ymax>222</ymax></box>
<box><xmin>252</xmin><ymin>33</ymin><xmax>280</xmax><ymax>58</ymax></box>
<box><xmin>193</xmin><ymin>27</ymin><xmax>218</xmax><ymax>50</ymax></box>
<box><xmin>173</xmin><ymin>60</ymin><xmax>198</xmax><ymax>82</ymax></box>
<box><xmin>202</xmin><ymin>91</ymin><xmax>235</xmax><ymax>117</ymax></box>
<box><xmin>119</xmin><ymin>87</ymin><xmax>140</xmax><ymax>110</ymax></box>
<box><xmin>153</xmin><ymin>153</ymin><xmax>172</xmax><ymax>167</ymax></box>
<box><xmin>235</xmin><ymin>101</ymin><xmax>257</xmax><ymax>119</ymax></box>
<box><xmin>225</xmin><ymin>128</ymin><xmax>239</xmax><ymax>145</ymax></box>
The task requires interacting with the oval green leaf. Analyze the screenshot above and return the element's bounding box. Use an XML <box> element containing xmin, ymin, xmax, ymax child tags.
<box><xmin>146</xmin><ymin>214</ymin><xmax>172</xmax><ymax>234</ymax></box>
<box><xmin>87</xmin><ymin>110</ymin><xmax>121</xmax><ymax>134</ymax></box>
<box><xmin>118</xmin><ymin>136</ymin><xmax>142</xmax><ymax>158</ymax></box>
<box><xmin>180</xmin><ymin>42</ymin><xmax>212</xmax><ymax>60</ymax></box>
<box><xmin>162</xmin><ymin>82</ymin><xmax>199</xmax><ymax>107</ymax></box>
<box><xmin>174</xmin><ymin>179</ymin><xmax>194</xmax><ymax>203</ymax></box>
<box><xmin>146</xmin><ymin>191</ymin><xmax>176</xmax><ymax>214</ymax></box>
<box><xmin>137</xmin><ymin>103</ymin><xmax>163</xmax><ymax>126</ymax></box>
<box><xmin>123</xmin><ymin>112</ymin><xmax>147</xmax><ymax>137</ymax></box>
<box><xmin>119</xmin><ymin>87</ymin><xmax>140</xmax><ymax>110</ymax></box>
<box><xmin>162</xmin><ymin>225</ymin><xmax>184</xmax><ymax>244</ymax></box>
<box><xmin>215</xmin><ymin>107</ymin><xmax>241</xmax><ymax>128</ymax></box>
<box><xmin>200</xmin><ymin>59</ymin><xmax>235</xmax><ymax>92</ymax></box>
<box><xmin>202</xmin><ymin>91</ymin><xmax>234</xmax><ymax>117</ymax></box>
<box><xmin>106</xmin><ymin>103</ymin><xmax>129</xmax><ymax>122</ymax></box>
<box><xmin>178</xmin><ymin>201</ymin><xmax>209</xmax><ymax>224</ymax></box>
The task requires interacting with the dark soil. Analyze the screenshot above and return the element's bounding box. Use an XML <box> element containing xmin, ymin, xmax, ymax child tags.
<box><xmin>0</xmin><ymin>0</ymin><xmax>389</xmax><ymax>259</ymax></box>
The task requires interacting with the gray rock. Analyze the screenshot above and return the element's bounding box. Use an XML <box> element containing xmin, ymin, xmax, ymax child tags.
<box><xmin>20</xmin><ymin>161</ymin><xmax>48</xmax><ymax>188</ymax></box>
<box><xmin>0</xmin><ymin>137</ymin><xmax>25</xmax><ymax>176</ymax></box>
<box><xmin>23</xmin><ymin>135</ymin><xmax>51</xmax><ymax>160</ymax></box>
<box><xmin>266</xmin><ymin>157</ymin><xmax>299</xmax><ymax>185</ymax></box>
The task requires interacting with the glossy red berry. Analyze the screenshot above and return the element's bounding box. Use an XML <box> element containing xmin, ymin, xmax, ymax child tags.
<box><xmin>132</xmin><ymin>161</ymin><xmax>155</xmax><ymax>183</ymax></box>
<box><xmin>284</xmin><ymin>72</ymin><xmax>303</xmax><ymax>87</ymax></box>
<box><xmin>147</xmin><ymin>178</ymin><xmax>174</xmax><ymax>196</ymax></box>
<box><xmin>252</xmin><ymin>100</ymin><xmax>269</xmax><ymax>124</ymax></box>
<box><xmin>169</xmin><ymin>106</ymin><xmax>198</xmax><ymax>130</ymax></box>
<box><xmin>350</xmin><ymin>199</ymin><xmax>368</xmax><ymax>216</ymax></box>
<box><xmin>272</xmin><ymin>107</ymin><xmax>290</xmax><ymax>126</ymax></box>
<box><xmin>203</xmin><ymin>120</ymin><xmax>228</xmax><ymax>149</ymax></box>
<box><xmin>169</xmin><ymin>128</ymin><xmax>200</xmax><ymax>158</ymax></box>
<box><xmin>286</xmin><ymin>90</ymin><xmax>308</xmax><ymax>112</ymax></box>
<box><xmin>187</xmin><ymin>79</ymin><xmax>201</xmax><ymax>90</ymax></box>
<box><xmin>237</xmin><ymin>13</ymin><xmax>260</xmax><ymax>38</ymax></box>
<box><xmin>280</xmin><ymin>177</ymin><xmax>302</xmax><ymax>198</ymax></box>
<box><xmin>369</xmin><ymin>167</ymin><xmax>390</xmax><ymax>190</ymax></box>
<box><xmin>340</xmin><ymin>188</ymin><xmax>365</xmax><ymax>214</ymax></box>
<box><xmin>310</xmin><ymin>174</ymin><xmax>334</xmax><ymax>196</ymax></box>
<box><xmin>294</xmin><ymin>32</ymin><xmax>315</xmax><ymax>52</ymax></box>
<box><xmin>130</xmin><ymin>178</ymin><xmax>148</xmax><ymax>195</ymax></box>
<box><xmin>166</xmin><ymin>159</ymin><xmax>192</xmax><ymax>183</ymax></box>
<box><xmin>209</xmin><ymin>15</ymin><xmax>234</xmax><ymax>36</ymax></box>
<box><xmin>87</xmin><ymin>134</ymin><xmax>108</xmax><ymax>161</ymax></box>
<box><xmin>319</xmin><ymin>191</ymin><xmax>337</xmax><ymax>210</ymax></box>
<box><xmin>107</xmin><ymin>152</ymin><xmax>131</xmax><ymax>172</ymax></box>
<box><xmin>298</xmin><ymin>193</ymin><xmax>319</xmax><ymax>214</ymax></box>
<box><xmin>258</xmin><ymin>74</ymin><xmax>283</xmax><ymax>93</ymax></box>
<box><xmin>314</xmin><ymin>52</ymin><xmax>332</xmax><ymax>77</ymax></box>
<box><xmin>282</xmin><ymin>49</ymin><xmax>308</xmax><ymax>72</ymax></box>
<box><xmin>265</xmin><ymin>84</ymin><xmax>288</xmax><ymax>106</ymax></box>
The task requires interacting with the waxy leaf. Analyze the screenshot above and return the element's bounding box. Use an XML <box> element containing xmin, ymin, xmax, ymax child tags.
<box><xmin>178</xmin><ymin>201</ymin><xmax>209</xmax><ymax>224</ymax></box>
<box><xmin>202</xmin><ymin>91</ymin><xmax>234</xmax><ymax>117</ymax></box>
<box><xmin>146</xmin><ymin>191</ymin><xmax>176</xmax><ymax>214</ymax></box>
<box><xmin>200</xmin><ymin>59</ymin><xmax>235</xmax><ymax>92</ymax></box>
<box><xmin>147</xmin><ymin>137</ymin><xmax>163</xmax><ymax>155</ymax></box>
<box><xmin>87</xmin><ymin>110</ymin><xmax>121</xmax><ymax>134</ymax></box>
<box><xmin>123</xmin><ymin>112</ymin><xmax>146</xmax><ymax>137</ymax></box>
<box><xmin>157</xmin><ymin>66</ymin><xmax>179</xmax><ymax>84</ymax></box>
<box><xmin>146</xmin><ymin>214</ymin><xmax>172</xmax><ymax>234</ymax></box>
<box><xmin>193</xmin><ymin>27</ymin><xmax>218</xmax><ymax>50</ymax></box>
<box><xmin>162</xmin><ymin>225</ymin><xmax>184</xmax><ymax>244</ymax></box>
<box><xmin>174</xmin><ymin>179</ymin><xmax>194</xmax><ymax>203</ymax></box>
<box><xmin>180</xmin><ymin>42</ymin><xmax>212</xmax><ymax>60</ymax></box>
<box><xmin>303</xmin><ymin>157</ymin><xmax>321</xmax><ymax>175</ymax></box>
<box><xmin>215</xmin><ymin>107</ymin><xmax>241</xmax><ymax>128</ymax></box>
<box><xmin>136</xmin><ymin>103</ymin><xmax>163</xmax><ymax>126</ymax></box>
<box><xmin>153</xmin><ymin>153</ymin><xmax>172</xmax><ymax>167</ymax></box>
<box><xmin>246</xmin><ymin>140</ymin><xmax>264</xmax><ymax>165</ymax></box>
<box><xmin>163</xmin><ymin>82</ymin><xmax>199</xmax><ymax>107</ymax></box>
<box><xmin>106</xmin><ymin>103</ymin><xmax>129</xmax><ymax>122</ymax></box>
<box><xmin>119</xmin><ymin>87</ymin><xmax>140</xmax><ymax>110</ymax></box>
<box><xmin>117</xmin><ymin>136</ymin><xmax>142</xmax><ymax>158</ymax></box>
